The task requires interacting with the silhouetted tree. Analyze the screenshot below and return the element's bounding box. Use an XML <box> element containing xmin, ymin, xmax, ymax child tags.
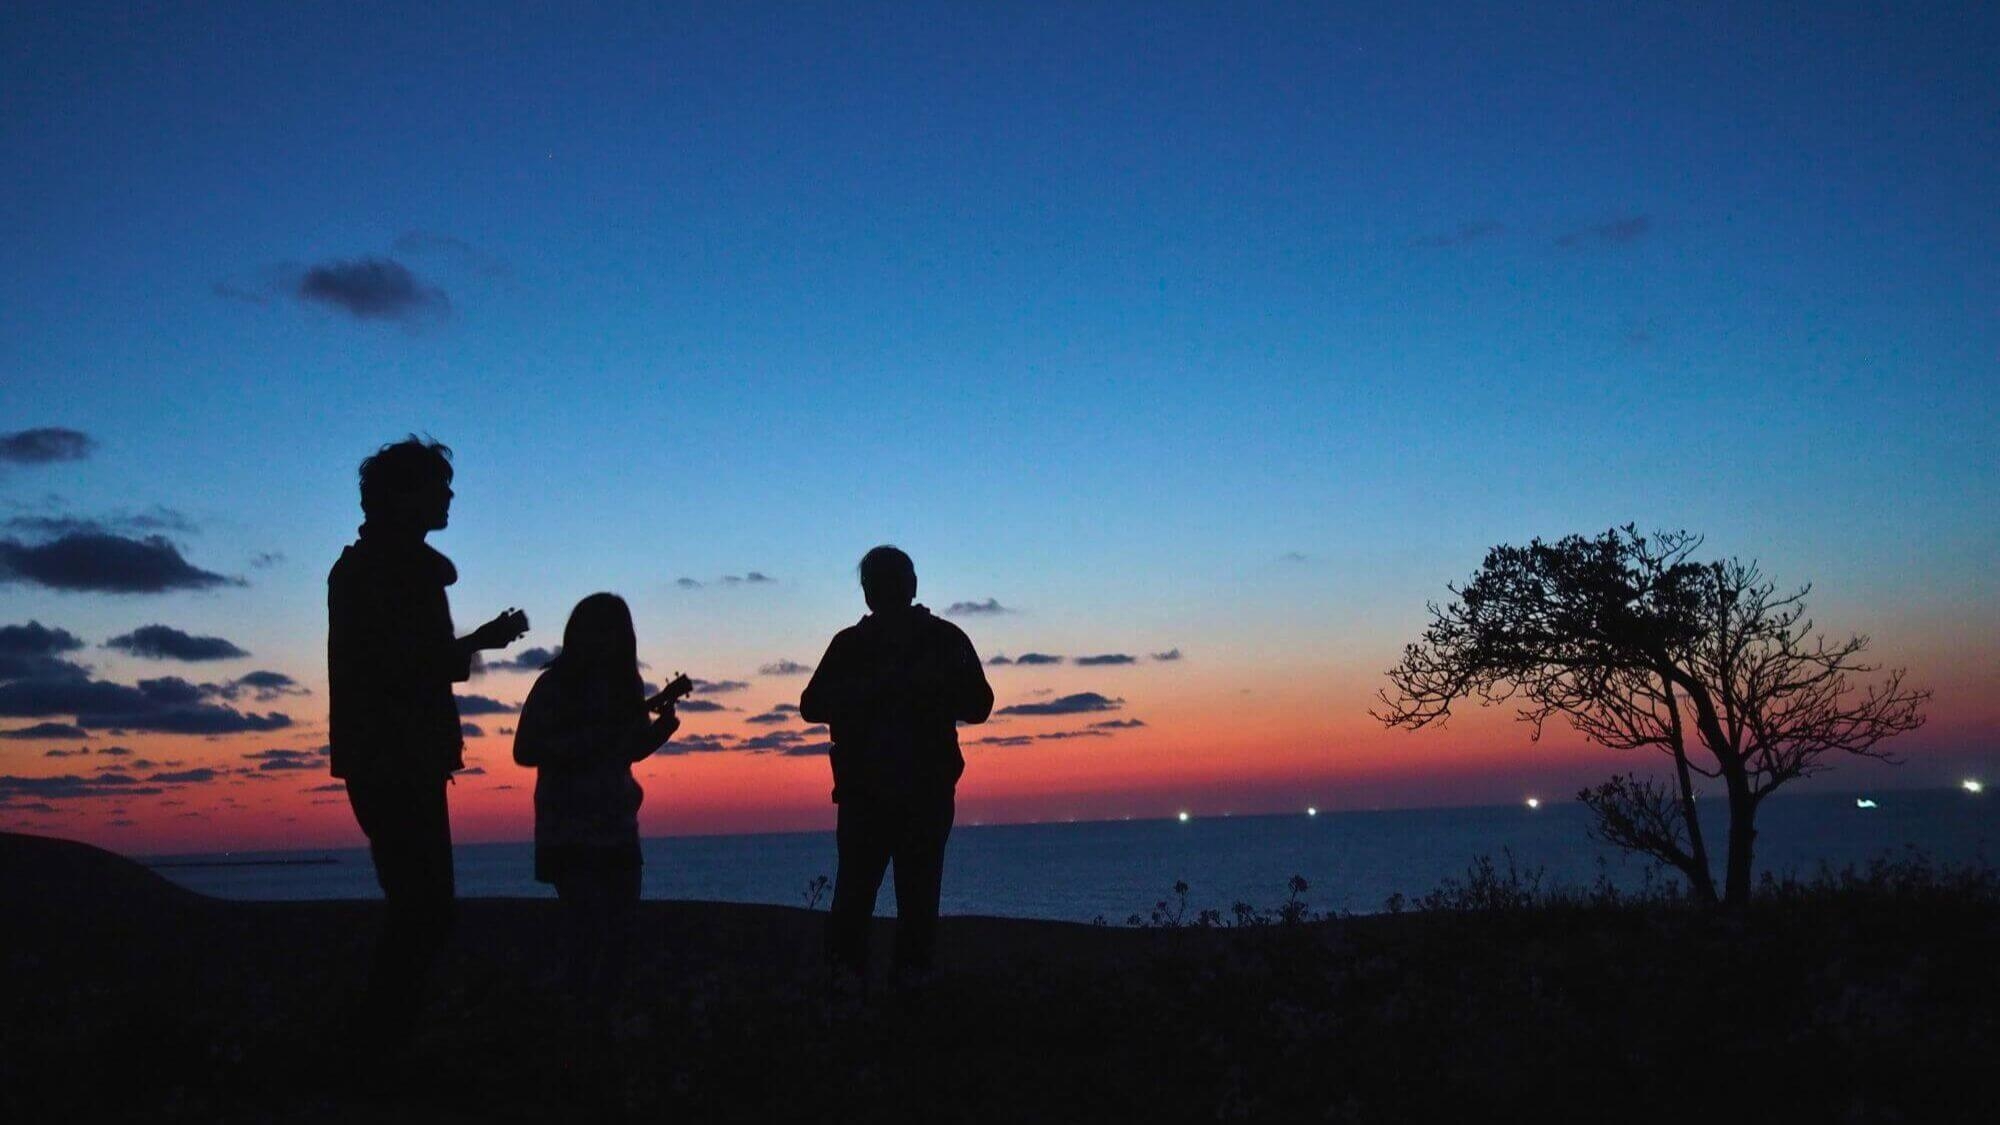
<box><xmin>1375</xmin><ymin>527</ymin><xmax>1929</xmax><ymax>907</ymax></box>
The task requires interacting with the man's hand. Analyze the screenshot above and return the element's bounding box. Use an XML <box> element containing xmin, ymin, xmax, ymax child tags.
<box><xmin>471</xmin><ymin>608</ymin><xmax>530</xmax><ymax>651</ymax></box>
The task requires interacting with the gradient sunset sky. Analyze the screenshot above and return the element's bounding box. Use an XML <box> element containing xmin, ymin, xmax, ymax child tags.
<box><xmin>3</xmin><ymin>3</ymin><xmax>1995</xmax><ymax>853</ymax></box>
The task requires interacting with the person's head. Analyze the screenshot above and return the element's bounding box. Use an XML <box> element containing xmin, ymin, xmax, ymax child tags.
<box><xmin>358</xmin><ymin>436</ymin><xmax>453</xmax><ymax>531</ymax></box>
<box><xmin>558</xmin><ymin>592</ymin><xmax>640</xmax><ymax>674</ymax></box>
<box><xmin>858</xmin><ymin>545</ymin><xmax>917</xmax><ymax>612</ymax></box>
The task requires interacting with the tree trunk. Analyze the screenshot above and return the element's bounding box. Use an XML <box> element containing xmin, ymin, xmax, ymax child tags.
<box><xmin>1722</xmin><ymin>771</ymin><xmax>1757</xmax><ymax>908</ymax></box>
<box><xmin>1661</xmin><ymin>679</ymin><xmax>1718</xmax><ymax>905</ymax></box>
<box><xmin>1672</xmin><ymin>748</ymin><xmax>1718</xmax><ymax>904</ymax></box>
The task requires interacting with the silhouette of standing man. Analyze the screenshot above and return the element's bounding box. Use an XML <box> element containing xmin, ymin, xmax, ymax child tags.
<box><xmin>327</xmin><ymin>436</ymin><xmax>528</xmax><ymax>1059</ymax></box>
<box><xmin>801</xmin><ymin>546</ymin><xmax>992</xmax><ymax>989</ymax></box>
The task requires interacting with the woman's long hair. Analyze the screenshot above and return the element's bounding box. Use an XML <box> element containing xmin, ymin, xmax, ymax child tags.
<box><xmin>549</xmin><ymin>592</ymin><xmax>645</xmax><ymax>715</ymax></box>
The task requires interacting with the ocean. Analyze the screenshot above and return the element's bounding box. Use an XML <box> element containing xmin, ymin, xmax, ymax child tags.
<box><xmin>148</xmin><ymin>788</ymin><xmax>1997</xmax><ymax>921</ymax></box>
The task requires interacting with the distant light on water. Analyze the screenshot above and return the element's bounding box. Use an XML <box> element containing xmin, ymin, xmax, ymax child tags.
<box><xmin>1177</xmin><ymin>811</ymin><xmax>1191</xmax><ymax>823</ymax></box>
<box><xmin>1306</xmin><ymin>806</ymin><xmax>1318</xmax><ymax>817</ymax></box>
<box><xmin>1965</xmin><ymin>779</ymin><xmax>1985</xmax><ymax>794</ymax></box>
<box><xmin>1524</xmin><ymin>797</ymin><xmax>1541</xmax><ymax>810</ymax></box>
<box><xmin>1855</xmin><ymin>798</ymin><xmax>1878</xmax><ymax>809</ymax></box>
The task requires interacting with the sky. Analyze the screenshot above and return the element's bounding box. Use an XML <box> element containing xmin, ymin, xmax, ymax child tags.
<box><xmin>2</xmin><ymin>2</ymin><xmax>1995</xmax><ymax>853</ymax></box>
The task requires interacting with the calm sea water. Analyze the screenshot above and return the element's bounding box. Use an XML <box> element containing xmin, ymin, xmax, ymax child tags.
<box><xmin>148</xmin><ymin>789</ymin><xmax>1997</xmax><ymax>921</ymax></box>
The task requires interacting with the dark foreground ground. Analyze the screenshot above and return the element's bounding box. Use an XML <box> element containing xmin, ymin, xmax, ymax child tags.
<box><xmin>4</xmin><ymin>832</ymin><xmax>1997</xmax><ymax>1123</ymax></box>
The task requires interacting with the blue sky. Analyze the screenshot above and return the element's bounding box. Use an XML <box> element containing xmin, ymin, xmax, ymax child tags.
<box><xmin>2</xmin><ymin>3</ymin><xmax>1996</xmax><ymax>843</ymax></box>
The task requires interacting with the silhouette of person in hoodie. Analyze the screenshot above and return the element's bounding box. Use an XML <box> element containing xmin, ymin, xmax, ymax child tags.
<box><xmin>800</xmin><ymin>546</ymin><xmax>993</xmax><ymax>987</ymax></box>
<box><xmin>327</xmin><ymin>436</ymin><xmax>528</xmax><ymax>1058</ymax></box>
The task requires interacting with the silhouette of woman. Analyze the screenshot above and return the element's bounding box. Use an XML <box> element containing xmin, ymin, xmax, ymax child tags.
<box><xmin>512</xmin><ymin>593</ymin><xmax>679</xmax><ymax>1003</ymax></box>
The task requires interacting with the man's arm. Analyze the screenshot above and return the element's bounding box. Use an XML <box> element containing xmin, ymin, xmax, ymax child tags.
<box><xmin>799</xmin><ymin>631</ymin><xmax>865</xmax><ymax>726</ymax></box>
<box><xmin>943</xmin><ymin>626</ymin><xmax>994</xmax><ymax>725</ymax></box>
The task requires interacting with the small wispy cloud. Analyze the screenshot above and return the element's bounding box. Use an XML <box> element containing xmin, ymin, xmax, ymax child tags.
<box><xmin>946</xmin><ymin>598</ymin><xmax>1011</xmax><ymax>616</ymax></box>
<box><xmin>996</xmin><ymin>692</ymin><xmax>1123</xmax><ymax>717</ymax></box>
<box><xmin>295</xmin><ymin>257</ymin><xmax>450</xmax><ymax>323</ymax></box>
<box><xmin>759</xmin><ymin>660</ymin><xmax>812</xmax><ymax>676</ymax></box>
<box><xmin>1075</xmin><ymin>653</ymin><xmax>1136</xmax><ymax>666</ymax></box>
<box><xmin>104</xmin><ymin>625</ymin><xmax>249</xmax><ymax>662</ymax></box>
<box><xmin>1556</xmin><ymin>215</ymin><xmax>1652</xmax><ymax>248</ymax></box>
<box><xmin>0</xmin><ymin>428</ymin><xmax>93</xmax><ymax>465</ymax></box>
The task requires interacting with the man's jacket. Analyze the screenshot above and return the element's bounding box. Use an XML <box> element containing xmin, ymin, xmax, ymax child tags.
<box><xmin>799</xmin><ymin>605</ymin><xmax>993</xmax><ymax>803</ymax></box>
<box><xmin>327</xmin><ymin>525</ymin><xmax>470</xmax><ymax>783</ymax></box>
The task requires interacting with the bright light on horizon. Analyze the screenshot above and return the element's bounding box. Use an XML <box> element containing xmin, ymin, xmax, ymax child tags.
<box><xmin>1965</xmin><ymin>779</ymin><xmax>1985</xmax><ymax>794</ymax></box>
<box><xmin>1524</xmin><ymin>797</ymin><xmax>1541</xmax><ymax>810</ymax></box>
<box><xmin>1177</xmin><ymin>811</ymin><xmax>1191</xmax><ymax>823</ymax></box>
<box><xmin>1856</xmin><ymin>797</ymin><xmax>1878</xmax><ymax>809</ymax></box>
<box><xmin>1306</xmin><ymin>806</ymin><xmax>1318</xmax><ymax>817</ymax></box>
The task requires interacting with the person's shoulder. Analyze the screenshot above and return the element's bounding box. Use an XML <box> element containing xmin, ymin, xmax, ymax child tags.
<box><xmin>326</xmin><ymin>543</ymin><xmax>367</xmax><ymax>588</ymax></box>
<box><xmin>921</xmin><ymin>610</ymin><xmax>973</xmax><ymax>642</ymax></box>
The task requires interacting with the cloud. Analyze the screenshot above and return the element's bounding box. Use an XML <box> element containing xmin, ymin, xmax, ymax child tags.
<box><xmin>997</xmin><ymin>692</ymin><xmax>1123</xmax><ymax>717</ymax></box>
<box><xmin>42</xmin><ymin>747</ymin><xmax>88</xmax><ymax>757</ymax></box>
<box><xmin>737</xmin><ymin>730</ymin><xmax>809</xmax><ymax>752</ymax></box>
<box><xmin>0</xmin><ymin>774</ymin><xmax>166</xmax><ymax>799</ymax></box>
<box><xmin>1150</xmin><ymin>649</ymin><xmax>1183</xmax><ymax>662</ymax></box>
<box><xmin>104</xmin><ymin>624</ymin><xmax>249</xmax><ymax>661</ymax></box>
<box><xmin>1556</xmin><ymin>215</ymin><xmax>1652</xmax><ymax>248</ymax></box>
<box><xmin>658</xmin><ymin>733</ymin><xmax>733</xmax><ymax>754</ymax></box>
<box><xmin>391</xmin><ymin>231</ymin><xmax>508</xmax><ymax>277</ymax></box>
<box><xmin>486</xmin><ymin>646</ymin><xmax>559</xmax><ymax>672</ymax></box>
<box><xmin>674</xmin><ymin>698</ymin><xmax>728</xmax><ymax>712</ymax></box>
<box><xmin>0</xmin><ymin>620</ymin><xmax>86</xmax><ymax>659</ymax></box>
<box><xmin>244</xmin><ymin>748</ymin><xmax>319</xmax><ymax>771</ymax></box>
<box><xmin>305</xmin><ymin>782</ymin><xmax>345</xmax><ymax>793</ymax></box>
<box><xmin>295</xmin><ymin>257</ymin><xmax>450</xmax><ymax>323</ymax></box>
<box><xmin>148</xmin><ymin>768</ymin><xmax>219</xmax><ymax>784</ymax></box>
<box><xmin>744</xmin><ymin>704</ymin><xmax>800</xmax><ymax>725</ymax></box>
<box><xmin>691</xmin><ymin>679</ymin><xmax>749</xmax><ymax>695</ymax></box>
<box><xmin>96</xmin><ymin>745</ymin><xmax>133</xmax><ymax>755</ymax></box>
<box><xmin>759</xmin><ymin>660</ymin><xmax>812</xmax><ymax>676</ymax></box>
<box><xmin>720</xmin><ymin>572</ymin><xmax>776</xmax><ymax>586</ymax></box>
<box><xmin>675</xmin><ymin>577</ymin><xmax>703</xmax><ymax>589</ymax></box>
<box><xmin>0</xmin><ymin>532</ymin><xmax>238</xmax><ymax>593</ymax></box>
<box><xmin>0</xmin><ymin>721</ymin><xmax>88</xmax><ymax>740</ymax></box>
<box><xmin>776</xmin><ymin>740</ymin><xmax>831</xmax><ymax>757</ymax></box>
<box><xmin>0</xmin><ymin>428</ymin><xmax>93</xmax><ymax>464</ymax></box>
<box><xmin>1075</xmin><ymin>653</ymin><xmax>1136</xmax><ymax>666</ymax></box>
<box><xmin>2</xmin><ymin>505</ymin><xmax>198</xmax><ymax>538</ymax></box>
<box><xmin>0</xmin><ymin>673</ymin><xmax>292</xmax><ymax>733</ymax></box>
<box><xmin>1036</xmin><ymin>729</ymin><xmax>1111</xmax><ymax>740</ymax></box>
<box><xmin>945</xmin><ymin>598</ymin><xmax>1011</xmax><ymax>616</ymax></box>
<box><xmin>1411</xmin><ymin>220</ymin><xmax>1505</xmax><ymax>248</ymax></box>
<box><xmin>218</xmin><ymin>670</ymin><xmax>308</xmax><ymax>701</ymax></box>
<box><xmin>1280</xmin><ymin>551</ymin><xmax>1310</xmax><ymax>563</ymax></box>
<box><xmin>1090</xmin><ymin>718</ymin><xmax>1147</xmax><ymax>729</ymax></box>
<box><xmin>1014</xmin><ymin>653</ymin><xmax>1063</xmax><ymax>666</ymax></box>
<box><xmin>250</xmin><ymin>551</ymin><xmax>286</xmax><ymax>568</ymax></box>
<box><xmin>453</xmin><ymin>694</ymin><xmax>520</xmax><ymax>715</ymax></box>
<box><xmin>986</xmin><ymin>655</ymin><xmax>1013</xmax><ymax>666</ymax></box>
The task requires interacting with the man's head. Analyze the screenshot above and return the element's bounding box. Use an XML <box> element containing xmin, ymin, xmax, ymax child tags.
<box><xmin>359</xmin><ymin>436</ymin><xmax>454</xmax><ymax>531</ymax></box>
<box><xmin>858</xmin><ymin>545</ymin><xmax>917</xmax><ymax>612</ymax></box>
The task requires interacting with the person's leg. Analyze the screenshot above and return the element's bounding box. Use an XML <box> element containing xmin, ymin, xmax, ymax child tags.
<box><xmin>347</xmin><ymin>777</ymin><xmax>452</xmax><ymax>1055</ymax></box>
<box><xmin>826</xmin><ymin>800</ymin><xmax>894</xmax><ymax>977</ymax></box>
<box><xmin>890</xmin><ymin>790</ymin><xmax>956</xmax><ymax>973</ymax></box>
<box><xmin>593</xmin><ymin>859</ymin><xmax>640</xmax><ymax>1004</ymax></box>
<box><xmin>552</xmin><ymin>868</ymin><xmax>593</xmax><ymax>1001</ymax></box>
